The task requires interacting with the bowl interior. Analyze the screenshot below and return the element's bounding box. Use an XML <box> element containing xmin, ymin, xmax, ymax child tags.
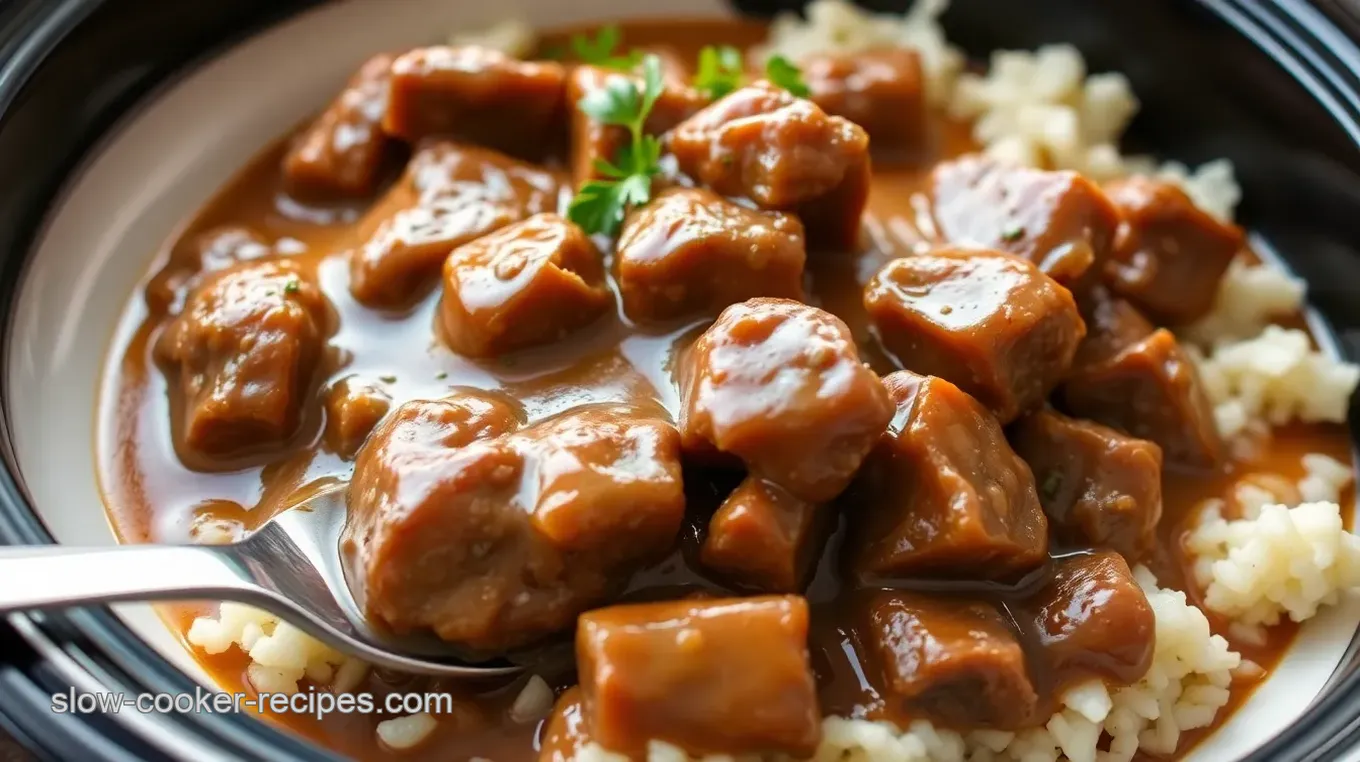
<box><xmin>5</xmin><ymin>0</ymin><xmax>1357</xmax><ymax>759</ymax></box>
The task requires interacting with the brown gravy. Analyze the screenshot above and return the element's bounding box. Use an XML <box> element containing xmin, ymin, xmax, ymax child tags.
<box><xmin>95</xmin><ymin>18</ymin><xmax>1354</xmax><ymax>762</ymax></box>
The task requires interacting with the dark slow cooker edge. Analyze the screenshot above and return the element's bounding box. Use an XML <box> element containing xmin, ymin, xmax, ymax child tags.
<box><xmin>0</xmin><ymin>0</ymin><xmax>1358</xmax><ymax>760</ymax></box>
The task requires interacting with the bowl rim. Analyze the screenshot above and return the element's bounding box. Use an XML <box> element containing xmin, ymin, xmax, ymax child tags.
<box><xmin>1</xmin><ymin>0</ymin><xmax>1359</xmax><ymax>760</ymax></box>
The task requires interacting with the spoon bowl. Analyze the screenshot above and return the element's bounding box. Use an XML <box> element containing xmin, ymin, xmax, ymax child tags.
<box><xmin>0</xmin><ymin>487</ymin><xmax>520</xmax><ymax>678</ymax></box>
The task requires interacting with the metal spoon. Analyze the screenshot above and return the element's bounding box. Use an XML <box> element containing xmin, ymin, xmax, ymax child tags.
<box><xmin>0</xmin><ymin>487</ymin><xmax>519</xmax><ymax>678</ymax></box>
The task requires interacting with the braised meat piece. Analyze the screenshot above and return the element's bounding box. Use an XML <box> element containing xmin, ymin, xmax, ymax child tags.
<box><xmin>1104</xmin><ymin>177</ymin><xmax>1245</xmax><ymax>324</ymax></box>
<box><xmin>668</xmin><ymin>81</ymin><xmax>871</xmax><ymax>248</ymax></box>
<box><xmin>188</xmin><ymin>226</ymin><xmax>274</xmax><ymax>273</ymax></box>
<box><xmin>864</xmin><ymin>247</ymin><xmax>1086</xmax><ymax>423</ymax></box>
<box><xmin>1019</xmin><ymin>552</ymin><xmax>1155</xmax><ymax>684</ymax></box>
<box><xmin>349</xmin><ymin>142</ymin><xmax>564</xmax><ymax>307</ymax></box>
<box><xmin>539</xmin><ymin>688</ymin><xmax>589</xmax><ymax>762</ymax></box>
<box><xmin>323</xmin><ymin>377</ymin><xmax>392</xmax><ymax>458</ymax></box>
<box><xmin>155</xmin><ymin>260</ymin><xmax>329</xmax><ymax>462</ymax></box>
<box><xmin>577</xmin><ymin>596</ymin><xmax>821</xmax><ymax>757</ymax></box>
<box><xmin>383</xmin><ymin>46</ymin><xmax>566</xmax><ymax>158</ymax></box>
<box><xmin>680</xmin><ymin>298</ymin><xmax>893</xmax><ymax>502</ymax></box>
<box><xmin>700</xmin><ymin>476</ymin><xmax>826</xmax><ymax>593</ymax></box>
<box><xmin>802</xmin><ymin>48</ymin><xmax>926</xmax><ymax>150</ymax></box>
<box><xmin>1010</xmin><ymin>408</ymin><xmax>1163</xmax><ymax>558</ymax></box>
<box><xmin>864</xmin><ymin>591</ymin><xmax>1037</xmax><ymax>729</ymax></box>
<box><xmin>1064</xmin><ymin>328</ymin><xmax>1222</xmax><ymax>468</ymax></box>
<box><xmin>853</xmin><ymin>370</ymin><xmax>1048</xmax><ymax>580</ymax></box>
<box><xmin>344</xmin><ymin>397</ymin><xmax>684</xmax><ymax>651</ymax></box>
<box><xmin>931</xmin><ymin>155</ymin><xmax>1121</xmax><ymax>288</ymax></box>
<box><xmin>568</xmin><ymin>64</ymin><xmax>709</xmax><ymax>188</ymax></box>
<box><xmin>1071</xmin><ymin>286</ymin><xmax>1157</xmax><ymax>370</ymax></box>
<box><xmin>440</xmin><ymin>213</ymin><xmax>611</xmax><ymax>357</ymax></box>
<box><xmin>616</xmin><ymin>188</ymin><xmax>806</xmax><ymax>323</ymax></box>
<box><xmin>284</xmin><ymin>53</ymin><xmax>394</xmax><ymax>198</ymax></box>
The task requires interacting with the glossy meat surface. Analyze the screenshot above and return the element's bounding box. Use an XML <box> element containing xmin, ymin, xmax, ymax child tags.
<box><xmin>864</xmin><ymin>247</ymin><xmax>1085</xmax><ymax>423</ymax></box>
<box><xmin>283</xmin><ymin>53</ymin><xmax>394</xmax><ymax>198</ymax></box>
<box><xmin>441</xmin><ymin>213</ymin><xmax>611</xmax><ymax>357</ymax></box>
<box><xmin>700</xmin><ymin>476</ymin><xmax>826</xmax><ymax>593</ymax></box>
<box><xmin>577</xmin><ymin>596</ymin><xmax>821</xmax><ymax>757</ymax></box>
<box><xmin>853</xmin><ymin>370</ymin><xmax>1049</xmax><ymax>579</ymax></box>
<box><xmin>681</xmin><ymin>298</ymin><xmax>893</xmax><ymax>502</ymax></box>
<box><xmin>616</xmin><ymin>187</ymin><xmax>806</xmax><ymax>322</ymax></box>
<box><xmin>803</xmin><ymin>47</ymin><xmax>926</xmax><ymax>150</ymax></box>
<box><xmin>668</xmin><ymin>81</ymin><xmax>871</xmax><ymax>247</ymax></box>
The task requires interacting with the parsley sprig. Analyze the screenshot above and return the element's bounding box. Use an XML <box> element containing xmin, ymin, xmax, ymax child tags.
<box><xmin>765</xmin><ymin>54</ymin><xmax>811</xmax><ymax>97</ymax></box>
<box><xmin>570</xmin><ymin>24</ymin><xmax>642</xmax><ymax>72</ymax></box>
<box><xmin>690</xmin><ymin>47</ymin><xmax>812</xmax><ymax>100</ymax></box>
<box><xmin>692</xmin><ymin>45</ymin><xmax>745</xmax><ymax>99</ymax></box>
<box><xmin>567</xmin><ymin>55</ymin><xmax>666</xmax><ymax>236</ymax></box>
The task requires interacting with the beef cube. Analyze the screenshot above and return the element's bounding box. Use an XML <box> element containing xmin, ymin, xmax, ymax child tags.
<box><xmin>349</xmin><ymin>142</ymin><xmax>563</xmax><ymax>307</ymax></box>
<box><xmin>864</xmin><ymin>247</ymin><xmax>1086</xmax><ymax>423</ymax></box>
<box><xmin>1011</xmin><ymin>408</ymin><xmax>1163</xmax><ymax>558</ymax></box>
<box><xmin>440</xmin><ymin>213</ymin><xmax>612</xmax><ymax>357</ymax></box>
<box><xmin>539</xmin><ymin>688</ymin><xmax>589</xmax><ymax>762</ymax></box>
<box><xmin>520</xmin><ymin>405</ymin><xmax>686</xmax><ymax>554</ymax></box>
<box><xmin>149</xmin><ymin>226</ymin><xmax>277</xmax><ymax>315</ymax></box>
<box><xmin>568</xmin><ymin>64</ymin><xmax>709</xmax><ymax>188</ymax></box>
<box><xmin>155</xmin><ymin>260</ymin><xmax>329</xmax><ymax>463</ymax></box>
<box><xmin>1104</xmin><ymin>177</ymin><xmax>1245</xmax><ymax>324</ymax></box>
<box><xmin>383</xmin><ymin>46</ymin><xmax>566</xmax><ymax>158</ymax></box>
<box><xmin>680</xmin><ymin>298</ymin><xmax>893</xmax><ymax>502</ymax></box>
<box><xmin>853</xmin><ymin>370</ymin><xmax>1048</xmax><ymax>580</ymax></box>
<box><xmin>668</xmin><ymin>81</ymin><xmax>870</xmax><ymax>248</ymax></box>
<box><xmin>323</xmin><ymin>377</ymin><xmax>392</xmax><ymax>458</ymax></box>
<box><xmin>864</xmin><ymin>591</ymin><xmax>1037</xmax><ymax>729</ymax></box>
<box><xmin>616</xmin><ymin>187</ymin><xmax>806</xmax><ymax>322</ymax></box>
<box><xmin>1021</xmin><ymin>551</ymin><xmax>1155</xmax><ymax>684</ymax></box>
<box><xmin>700</xmin><ymin>476</ymin><xmax>826</xmax><ymax>593</ymax></box>
<box><xmin>284</xmin><ymin>53</ymin><xmax>394</xmax><ymax>198</ymax></box>
<box><xmin>1071</xmin><ymin>286</ymin><xmax>1157</xmax><ymax>370</ymax></box>
<box><xmin>802</xmin><ymin>48</ymin><xmax>926</xmax><ymax>150</ymax></box>
<box><xmin>577</xmin><ymin>596</ymin><xmax>821</xmax><ymax>757</ymax></box>
<box><xmin>1063</xmin><ymin>328</ymin><xmax>1222</xmax><ymax>468</ymax></box>
<box><xmin>931</xmin><ymin>155</ymin><xmax>1120</xmax><ymax>288</ymax></box>
<box><xmin>344</xmin><ymin>398</ymin><xmax>684</xmax><ymax>651</ymax></box>
<box><xmin>190</xmin><ymin>226</ymin><xmax>274</xmax><ymax>273</ymax></box>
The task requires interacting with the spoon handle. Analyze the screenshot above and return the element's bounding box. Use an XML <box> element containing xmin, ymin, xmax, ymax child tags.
<box><xmin>0</xmin><ymin>544</ymin><xmax>265</xmax><ymax>611</ymax></box>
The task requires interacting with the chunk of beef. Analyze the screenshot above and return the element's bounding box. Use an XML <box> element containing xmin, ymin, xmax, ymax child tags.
<box><xmin>155</xmin><ymin>260</ymin><xmax>329</xmax><ymax>462</ymax></box>
<box><xmin>616</xmin><ymin>187</ymin><xmax>806</xmax><ymax>322</ymax></box>
<box><xmin>1104</xmin><ymin>177</ymin><xmax>1245</xmax><ymax>324</ymax></box>
<box><xmin>568</xmin><ymin>64</ymin><xmax>709</xmax><ymax>188</ymax></box>
<box><xmin>864</xmin><ymin>247</ymin><xmax>1086</xmax><ymax>423</ymax></box>
<box><xmin>344</xmin><ymin>397</ymin><xmax>684</xmax><ymax>651</ymax></box>
<box><xmin>440</xmin><ymin>213</ymin><xmax>611</xmax><ymax>357</ymax></box>
<box><xmin>1020</xmin><ymin>552</ymin><xmax>1155</xmax><ymax>684</ymax></box>
<box><xmin>864</xmin><ymin>591</ymin><xmax>1037</xmax><ymax>729</ymax></box>
<box><xmin>539</xmin><ymin>688</ymin><xmax>589</xmax><ymax>762</ymax></box>
<box><xmin>284</xmin><ymin>53</ymin><xmax>394</xmax><ymax>198</ymax></box>
<box><xmin>148</xmin><ymin>226</ymin><xmax>279</xmax><ymax>315</ymax></box>
<box><xmin>802</xmin><ymin>48</ymin><xmax>926</xmax><ymax>150</ymax></box>
<box><xmin>668</xmin><ymin>81</ymin><xmax>870</xmax><ymax>248</ymax></box>
<box><xmin>1064</xmin><ymin>328</ymin><xmax>1221</xmax><ymax>468</ymax></box>
<box><xmin>680</xmin><ymin>298</ymin><xmax>893</xmax><ymax>502</ymax></box>
<box><xmin>931</xmin><ymin>155</ymin><xmax>1120</xmax><ymax>288</ymax></box>
<box><xmin>323</xmin><ymin>377</ymin><xmax>392</xmax><ymax>458</ymax></box>
<box><xmin>853</xmin><ymin>370</ymin><xmax>1048</xmax><ymax>580</ymax></box>
<box><xmin>577</xmin><ymin>596</ymin><xmax>821</xmax><ymax>757</ymax></box>
<box><xmin>1010</xmin><ymin>408</ymin><xmax>1162</xmax><ymax>558</ymax></box>
<box><xmin>349</xmin><ymin>142</ymin><xmax>563</xmax><ymax>307</ymax></box>
<box><xmin>1071</xmin><ymin>286</ymin><xmax>1157</xmax><ymax>370</ymax></box>
<box><xmin>700</xmin><ymin>476</ymin><xmax>826</xmax><ymax>592</ymax></box>
<box><xmin>383</xmin><ymin>46</ymin><xmax>566</xmax><ymax>158</ymax></box>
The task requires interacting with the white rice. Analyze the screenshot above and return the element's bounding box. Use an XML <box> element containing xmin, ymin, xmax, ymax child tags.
<box><xmin>1182</xmin><ymin>258</ymin><xmax>1306</xmax><ymax>348</ymax></box>
<box><xmin>186</xmin><ymin>603</ymin><xmax>369</xmax><ymax>695</ymax></box>
<box><xmin>377</xmin><ymin>711</ymin><xmax>439</xmax><ymax>751</ymax></box>
<box><xmin>448</xmin><ymin>18</ymin><xmax>536</xmax><ymax>57</ymax></box>
<box><xmin>575</xmin><ymin>569</ymin><xmax>1239</xmax><ymax>762</ymax></box>
<box><xmin>1190</xmin><ymin>325</ymin><xmax>1360</xmax><ymax>439</ymax></box>
<box><xmin>760</xmin><ymin>0</ymin><xmax>965</xmax><ymax>106</ymax></box>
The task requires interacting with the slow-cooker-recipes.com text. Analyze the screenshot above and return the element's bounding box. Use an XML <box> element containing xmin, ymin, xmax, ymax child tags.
<box><xmin>49</xmin><ymin>686</ymin><xmax>454</xmax><ymax>721</ymax></box>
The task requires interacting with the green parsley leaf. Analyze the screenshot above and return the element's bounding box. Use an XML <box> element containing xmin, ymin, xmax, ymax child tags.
<box><xmin>570</xmin><ymin>24</ymin><xmax>642</xmax><ymax>71</ymax></box>
<box><xmin>283</xmin><ymin>279</ymin><xmax>301</xmax><ymax>294</ymax></box>
<box><xmin>693</xmin><ymin>45</ymin><xmax>745</xmax><ymax>99</ymax></box>
<box><xmin>765</xmin><ymin>54</ymin><xmax>811</xmax><ymax>97</ymax></box>
<box><xmin>567</xmin><ymin>55</ymin><xmax>668</xmax><ymax>236</ymax></box>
